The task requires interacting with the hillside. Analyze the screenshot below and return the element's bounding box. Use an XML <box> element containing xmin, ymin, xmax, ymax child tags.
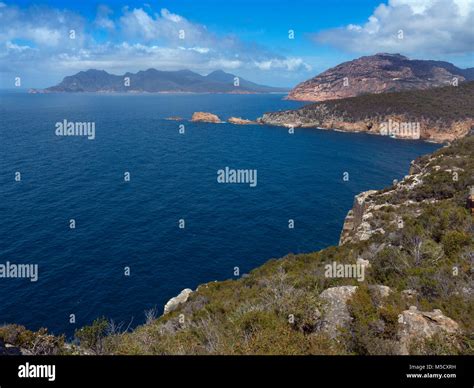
<box><xmin>259</xmin><ymin>81</ymin><xmax>474</xmax><ymax>142</ymax></box>
<box><xmin>288</xmin><ymin>53</ymin><xmax>474</xmax><ymax>102</ymax></box>
<box><xmin>2</xmin><ymin>135</ymin><xmax>473</xmax><ymax>356</ymax></box>
<box><xmin>35</xmin><ymin>69</ymin><xmax>287</xmax><ymax>94</ymax></box>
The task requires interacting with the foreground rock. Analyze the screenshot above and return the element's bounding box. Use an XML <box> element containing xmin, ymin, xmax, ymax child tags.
<box><xmin>319</xmin><ymin>286</ymin><xmax>358</xmax><ymax>339</ymax></box>
<box><xmin>397</xmin><ymin>306</ymin><xmax>460</xmax><ymax>355</ymax></box>
<box><xmin>318</xmin><ymin>285</ymin><xmax>461</xmax><ymax>354</ymax></box>
<box><xmin>163</xmin><ymin>288</ymin><xmax>193</xmax><ymax>314</ymax></box>
<box><xmin>191</xmin><ymin>112</ymin><xmax>222</xmax><ymax>123</ymax></box>
<box><xmin>319</xmin><ymin>285</ymin><xmax>391</xmax><ymax>339</ymax></box>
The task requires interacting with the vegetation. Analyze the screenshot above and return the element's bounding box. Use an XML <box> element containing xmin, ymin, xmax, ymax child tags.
<box><xmin>301</xmin><ymin>81</ymin><xmax>474</xmax><ymax>123</ymax></box>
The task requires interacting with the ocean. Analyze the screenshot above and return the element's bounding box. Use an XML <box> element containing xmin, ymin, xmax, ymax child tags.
<box><xmin>0</xmin><ymin>91</ymin><xmax>439</xmax><ymax>336</ymax></box>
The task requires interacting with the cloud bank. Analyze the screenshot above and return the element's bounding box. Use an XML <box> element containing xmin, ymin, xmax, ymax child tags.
<box><xmin>314</xmin><ymin>0</ymin><xmax>474</xmax><ymax>55</ymax></box>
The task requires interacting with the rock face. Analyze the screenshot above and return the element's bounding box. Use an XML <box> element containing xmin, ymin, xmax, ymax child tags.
<box><xmin>339</xmin><ymin>190</ymin><xmax>378</xmax><ymax>245</ymax></box>
<box><xmin>397</xmin><ymin>306</ymin><xmax>460</xmax><ymax>355</ymax></box>
<box><xmin>287</xmin><ymin>53</ymin><xmax>474</xmax><ymax>102</ymax></box>
<box><xmin>163</xmin><ymin>288</ymin><xmax>193</xmax><ymax>314</ymax></box>
<box><xmin>227</xmin><ymin>117</ymin><xmax>256</xmax><ymax>125</ymax></box>
<box><xmin>191</xmin><ymin>112</ymin><xmax>222</xmax><ymax>123</ymax></box>
<box><xmin>319</xmin><ymin>285</ymin><xmax>392</xmax><ymax>338</ymax></box>
<box><xmin>319</xmin><ymin>286</ymin><xmax>358</xmax><ymax>338</ymax></box>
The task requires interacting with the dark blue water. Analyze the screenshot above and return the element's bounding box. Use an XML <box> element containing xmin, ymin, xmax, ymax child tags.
<box><xmin>0</xmin><ymin>91</ymin><xmax>439</xmax><ymax>336</ymax></box>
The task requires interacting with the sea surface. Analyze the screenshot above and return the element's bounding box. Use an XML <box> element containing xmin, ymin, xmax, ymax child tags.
<box><xmin>0</xmin><ymin>91</ymin><xmax>439</xmax><ymax>336</ymax></box>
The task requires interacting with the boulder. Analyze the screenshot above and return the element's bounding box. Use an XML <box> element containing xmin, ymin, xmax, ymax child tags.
<box><xmin>319</xmin><ymin>285</ymin><xmax>393</xmax><ymax>338</ymax></box>
<box><xmin>319</xmin><ymin>286</ymin><xmax>358</xmax><ymax>338</ymax></box>
<box><xmin>396</xmin><ymin>306</ymin><xmax>460</xmax><ymax>354</ymax></box>
<box><xmin>163</xmin><ymin>288</ymin><xmax>193</xmax><ymax>314</ymax></box>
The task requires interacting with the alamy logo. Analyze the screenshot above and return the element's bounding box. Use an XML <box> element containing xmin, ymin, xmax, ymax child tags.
<box><xmin>217</xmin><ymin>167</ymin><xmax>257</xmax><ymax>187</ymax></box>
<box><xmin>379</xmin><ymin>119</ymin><xmax>420</xmax><ymax>139</ymax></box>
<box><xmin>18</xmin><ymin>363</ymin><xmax>55</xmax><ymax>382</ymax></box>
<box><xmin>55</xmin><ymin>119</ymin><xmax>95</xmax><ymax>140</ymax></box>
<box><xmin>0</xmin><ymin>261</ymin><xmax>38</xmax><ymax>282</ymax></box>
<box><xmin>324</xmin><ymin>261</ymin><xmax>365</xmax><ymax>282</ymax></box>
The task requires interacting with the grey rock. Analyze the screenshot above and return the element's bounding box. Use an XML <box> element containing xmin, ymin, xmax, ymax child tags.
<box><xmin>163</xmin><ymin>288</ymin><xmax>193</xmax><ymax>315</ymax></box>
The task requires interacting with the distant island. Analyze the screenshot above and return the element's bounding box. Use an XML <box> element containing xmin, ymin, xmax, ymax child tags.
<box><xmin>30</xmin><ymin>69</ymin><xmax>288</xmax><ymax>94</ymax></box>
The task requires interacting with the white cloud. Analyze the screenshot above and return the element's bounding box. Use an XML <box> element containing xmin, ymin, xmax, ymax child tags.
<box><xmin>314</xmin><ymin>0</ymin><xmax>474</xmax><ymax>55</ymax></box>
<box><xmin>208</xmin><ymin>58</ymin><xmax>243</xmax><ymax>69</ymax></box>
<box><xmin>94</xmin><ymin>5</ymin><xmax>114</xmax><ymax>30</ymax></box>
<box><xmin>161</xmin><ymin>8</ymin><xmax>183</xmax><ymax>23</ymax></box>
<box><xmin>0</xmin><ymin>3</ymin><xmax>86</xmax><ymax>48</ymax></box>
<box><xmin>254</xmin><ymin>58</ymin><xmax>312</xmax><ymax>72</ymax></box>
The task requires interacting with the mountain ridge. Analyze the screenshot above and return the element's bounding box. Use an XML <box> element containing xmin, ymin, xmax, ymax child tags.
<box><xmin>33</xmin><ymin>69</ymin><xmax>288</xmax><ymax>94</ymax></box>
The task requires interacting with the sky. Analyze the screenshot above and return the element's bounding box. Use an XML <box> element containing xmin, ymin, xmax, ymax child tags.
<box><xmin>0</xmin><ymin>0</ymin><xmax>473</xmax><ymax>88</ymax></box>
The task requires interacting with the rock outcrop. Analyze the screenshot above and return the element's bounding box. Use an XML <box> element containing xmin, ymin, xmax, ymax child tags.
<box><xmin>163</xmin><ymin>288</ymin><xmax>193</xmax><ymax>314</ymax></box>
<box><xmin>319</xmin><ymin>286</ymin><xmax>358</xmax><ymax>338</ymax></box>
<box><xmin>191</xmin><ymin>112</ymin><xmax>222</xmax><ymax>123</ymax></box>
<box><xmin>287</xmin><ymin>53</ymin><xmax>474</xmax><ymax>102</ymax></box>
<box><xmin>319</xmin><ymin>285</ymin><xmax>392</xmax><ymax>338</ymax></box>
<box><xmin>227</xmin><ymin>117</ymin><xmax>256</xmax><ymax>125</ymax></box>
<box><xmin>397</xmin><ymin>306</ymin><xmax>460</xmax><ymax>354</ymax></box>
<box><xmin>318</xmin><ymin>285</ymin><xmax>460</xmax><ymax>354</ymax></box>
<box><xmin>339</xmin><ymin>190</ymin><xmax>378</xmax><ymax>245</ymax></box>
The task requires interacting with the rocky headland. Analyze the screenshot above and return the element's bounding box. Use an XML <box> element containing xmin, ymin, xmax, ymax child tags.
<box><xmin>259</xmin><ymin>81</ymin><xmax>474</xmax><ymax>142</ymax></box>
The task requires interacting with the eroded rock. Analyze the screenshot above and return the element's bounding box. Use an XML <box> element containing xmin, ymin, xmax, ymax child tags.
<box><xmin>396</xmin><ymin>306</ymin><xmax>459</xmax><ymax>354</ymax></box>
<box><xmin>163</xmin><ymin>288</ymin><xmax>193</xmax><ymax>315</ymax></box>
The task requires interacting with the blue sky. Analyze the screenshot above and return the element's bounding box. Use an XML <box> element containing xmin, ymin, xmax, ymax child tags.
<box><xmin>1</xmin><ymin>0</ymin><xmax>473</xmax><ymax>88</ymax></box>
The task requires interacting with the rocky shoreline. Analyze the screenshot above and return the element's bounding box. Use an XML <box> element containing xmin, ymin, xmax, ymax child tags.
<box><xmin>257</xmin><ymin>108</ymin><xmax>474</xmax><ymax>143</ymax></box>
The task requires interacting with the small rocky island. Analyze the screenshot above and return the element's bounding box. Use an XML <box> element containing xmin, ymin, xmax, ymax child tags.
<box><xmin>189</xmin><ymin>113</ymin><xmax>257</xmax><ymax>125</ymax></box>
<box><xmin>191</xmin><ymin>112</ymin><xmax>223</xmax><ymax>123</ymax></box>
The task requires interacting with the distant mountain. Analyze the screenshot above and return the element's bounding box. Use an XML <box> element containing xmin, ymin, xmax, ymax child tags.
<box><xmin>40</xmin><ymin>69</ymin><xmax>288</xmax><ymax>94</ymax></box>
<box><xmin>288</xmin><ymin>53</ymin><xmax>474</xmax><ymax>102</ymax></box>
